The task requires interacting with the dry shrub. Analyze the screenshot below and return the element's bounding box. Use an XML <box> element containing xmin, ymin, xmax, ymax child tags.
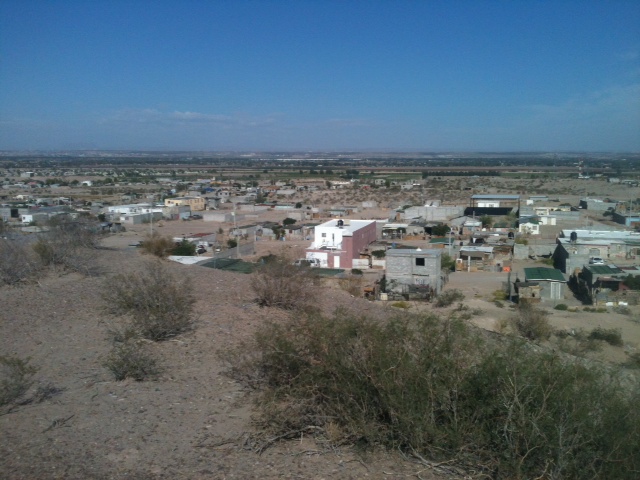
<box><xmin>103</xmin><ymin>261</ymin><xmax>196</xmax><ymax>341</ymax></box>
<box><xmin>103</xmin><ymin>340</ymin><xmax>159</xmax><ymax>381</ymax></box>
<box><xmin>0</xmin><ymin>240</ymin><xmax>40</xmax><ymax>286</ymax></box>
<box><xmin>588</xmin><ymin>327</ymin><xmax>623</xmax><ymax>347</ymax></box>
<box><xmin>338</xmin><ymin>275</ymin><xmax>363</xmax><ymax>297</ymax></box>
<box><xmin>511</xmin><ymin>303</ymin><xmax>552</xmax><ymax>341</ymax></box>
<box><xmin>434</xmin><ymin>289</ymin><xmax>465</xmax><ymax>307</ymax></box>
<box><xmin>0</xmin><ymin>355</ymin><xmax>37</xmax><ymax>406</ymax></box>
<box><xmin>250</xmin><ymin>255</ymin><xmax>319</xmax><ymax>310</ymax></box>
<box><xmin>32</xmin><ymin>216</ymin><xmax>102</xmax><ymax>275</ymax></box>
<box><xmin>139</xmin><ymin>232</ymin><xmax>175</xmax><ymax>258</ymax></box>
<box><xmin>224</xmin><ymin>309</ymin><xmax>640</xmax><ymax>479</ymax></box>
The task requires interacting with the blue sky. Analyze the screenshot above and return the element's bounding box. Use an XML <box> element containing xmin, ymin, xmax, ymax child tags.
<box><xmin>1</xmin><ymin>1</ymin><xmax>639</xmax><ymax>151</ymax></box>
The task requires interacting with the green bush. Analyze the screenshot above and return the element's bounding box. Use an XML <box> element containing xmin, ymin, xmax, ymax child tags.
<box><xmin>224</xmin><ymin>310</ymin><xmax>640</xmax><ymax>479</ymax></box>
<box><xmin>0</xmin><ymin>355</ymin><xmax>37</xmax><ymax>406</ymax></box>
<box><xmin>371</xmin><ymin>250</ymin><xmax>386</xmax><ymax>259</ymax></box>
<box><xmin>554</xmin><ymin>303</ymin><xmax>568</xmax><ymax>311</ymax></box>
<box><xmin>171</xmin><ymin>239</ymin><xmax>196</xmax><ymax>256</ymax></box>
<box><xmin>227</xmin><ymin>238</ymin><xmax>238</xmax><ymax>249</ymax></box>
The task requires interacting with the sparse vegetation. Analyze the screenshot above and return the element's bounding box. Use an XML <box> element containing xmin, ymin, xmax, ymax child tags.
<box><xmin>554</xmin><ymin>303</ymin><xmax>568</xmax><ymax>310</ymax></box>
<box><xmin>511</xmin><ymin>303</ymin><xmax>552</xmax><ymax>341</ymax></box>
<box><xmin>140</xmin><ymin>232</ymin><xmax>175</xmax><ymax>258</ymax></box>
<box><xmin>103</xmin><ymin>339</ymin><xmax>159</xmax><ymax>381</ymax></box>
<box><xmin>390</xmin><ymin>301</ymin><xmax>409</xmax><ymax>309</ymax></box>
<box><xmin>338</xmin><ymin>275</ymin><xmax>364</xmax><ymax>297</ymax></box>
<box><xmin>433</xmin><ymin>289</ymin><xmax>465</xmax><ymax>307</ymax></box>
<box><xmin>251</xmin><ymin>255</ymin><xmax>319</xmax><ymax>310</ymax></box>
<box><xmin>588</xmin><ymin>327</ymin><xmax>623</xmax><ymax>347</ymax></box>
<box><xmin>102</xmin><ymin>261</ymin><xmax>196</xmax><ymax>341</ymax></box>
<box><xmin>0</xmin><ymin>240</ymin><xmax>39</xmax><ymax>286</ymax></box>
<box><xmin>224</xmin><ymin>309</ymin><xmax>640</xmax><ymax>479</ymax></box>
<box><xmin>0</xmin><ymin>355</ymin><xmax>38</xmax><ymax>407</ymax></box>
<box><xmin>32</xmin><ymin>216</ymin><xmax>102</xmax><ymax>275</ymax></box>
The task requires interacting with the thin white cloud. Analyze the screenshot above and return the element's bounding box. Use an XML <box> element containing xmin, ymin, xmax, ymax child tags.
<box><xmin>528</xmin><ymin>83</ymin><xmax>640</xmax><ymax>121</ymax></box>
<box><xmin>99</xmin><ymin>108</ymin><xmax>280</xmax><ymax>129</ymax></box>
<box><xmin>616</xmin><ymin>50</ymin><xmax>639</xmax><ymax>62</ymax></box>
<box><xmin>320</xmin><ymin>118</ymin><xmax>377</xmax><ymax>128</ymax></box>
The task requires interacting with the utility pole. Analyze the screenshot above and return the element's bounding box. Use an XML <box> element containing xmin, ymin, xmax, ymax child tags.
<box><xmin>233</xmin><ymin>204</ymin><xmax>240</xmax><ymax>259</ymax></box>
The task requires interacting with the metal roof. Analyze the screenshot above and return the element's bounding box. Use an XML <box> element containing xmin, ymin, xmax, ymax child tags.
<box><xmin>586</xmin><ymin>265</ymin><xmax>624</xmax><ymax>275</ymax></box>
<box><xmin>471</xmin><ymin>194</ymin><xmax>521</xmax><ymax>200</ymax></box>
<box><xmin>524</xmin><ymin>267</ymin><xmax>566</xmax><ymax>282</ymax></box>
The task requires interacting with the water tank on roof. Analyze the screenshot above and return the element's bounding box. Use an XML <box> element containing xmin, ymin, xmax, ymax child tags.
<box><xmin>337</xmin><ymin>219</ymin><xmax>344</xmax><ymax>228</ymax></box>
<box><xmin>570</xmin><ymin>231</ymin><xmax>578</xmax><ymax>242</ymax></box>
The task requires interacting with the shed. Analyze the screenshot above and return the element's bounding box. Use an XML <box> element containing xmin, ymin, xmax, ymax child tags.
<box><xmin>523</xmin><ymin>267</ymin><xmax>566</xmax><ymax>301</ymax></box>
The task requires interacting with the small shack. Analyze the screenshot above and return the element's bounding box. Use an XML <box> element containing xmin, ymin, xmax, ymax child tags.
<box><xmin>523</xmin><ymin>267</ymin><xmax>566</xmax><ymax>301</ymax></box>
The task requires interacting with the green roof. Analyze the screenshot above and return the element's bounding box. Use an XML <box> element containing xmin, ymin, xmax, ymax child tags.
<box><xmin>429</xmin><ymin>237</ymin><xmax>453</xmax><ymax>244</ymax></box>
<box><xmin>587</xmin><ymin>265</ymin><xmax>624</xmax><ymax>275</ymax></box>
<box><xmin>524</xmin><ymin>267</ymin><xmax>566</xmax><ymax>282</ymax></box>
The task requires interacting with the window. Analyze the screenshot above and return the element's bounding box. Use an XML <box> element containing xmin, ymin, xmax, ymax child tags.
<box><xmin>415</xmin><ymin>257</ymin><xmax>425</xmax><ymax>266</ymax></box>
<box><xmin>321</xmin><ymin>233</ymin><xmax>326</xmax><ymax>237</ymax></box>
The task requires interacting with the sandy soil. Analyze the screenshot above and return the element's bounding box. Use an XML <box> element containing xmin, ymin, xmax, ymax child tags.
<box><xmin>1</xmin><ymin>242</ymin><xmax>453</xmax><ymax>480</ymax></box>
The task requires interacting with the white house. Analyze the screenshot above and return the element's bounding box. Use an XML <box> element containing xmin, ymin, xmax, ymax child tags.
<box><xmin>306</xmin><ymin>219</ymin><xmax>377</xmax><ymax>269</ymax></box>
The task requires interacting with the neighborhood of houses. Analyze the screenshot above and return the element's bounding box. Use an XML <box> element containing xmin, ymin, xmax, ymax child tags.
<box><xmin>2</xmin><ymin>169</ymin><xmax>640</xmax><ymax>307</ymax></box>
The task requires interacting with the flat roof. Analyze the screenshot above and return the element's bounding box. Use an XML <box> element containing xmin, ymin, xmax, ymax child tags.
<box><xmin>317</xmin><ymin>219</ymin><xmax>375</xmax><ymax>235</ymax></box>
<box><xmin>524</xmin><ymin>267</ymin><xmax>566</xmax><ymax>282</ymax></box>
<box><xmin>471</xmin><ymin>194</ymin><xmax>520</xmax><ymax>200</ymax></box>
<box><xmin>585</xmin><ymin>265</ymin><xmax>624</xmax><ymax>275</ymax></box>
<box><xmin>386</xmin><ymin>248</ymin><xmax>442</xmax><ymax>256</ymax></box>
<box><xmin>460</xmin><ymin>246</ymin><xmax>494</xmax><ymax>253</ymax></box>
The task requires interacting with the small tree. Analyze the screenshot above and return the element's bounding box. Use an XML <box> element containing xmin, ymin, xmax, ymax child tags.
<box><xmin>282</xmin><ymin>218</ymin><xmax>296</xmax><ymax>226</ymax></box>
<box><xmin>480</xmin><ymin>215</ymin><xmax>493</xmax><ymax>228</ymax></box>
<box><xmin>172</xmin><ymin>239</ymin><xmax>196</xmax><ymax>256</ymax></box>
<box><xmin>227</xmin><ymin>238</ymin><xmax>238</xmax><ymax>249</ymax></box>
<box><xmin>431</xmin><ymin>224</ymin><xmax>450</xmax><ymax>236</ymax></box>
<box><xmin>441</xmin><ymin>253</ymin><xmax>456</xmax><ymax>272</ymax></box>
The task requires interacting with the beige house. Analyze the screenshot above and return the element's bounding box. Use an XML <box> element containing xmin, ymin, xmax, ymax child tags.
<box><xmin>164</xmin><ymin>196</ymin><xmax>206</xmax><ymax>211</ymax></box>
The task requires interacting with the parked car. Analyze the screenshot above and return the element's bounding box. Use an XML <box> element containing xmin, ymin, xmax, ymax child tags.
<box><xmin>190</xmin><ymin>214</ymin><xmax>203</xmax><ymax>219</ymax></box>
<box><xmin>589</xmin><ymin>257</ymin><xmax>605</xmax><ymax>265</ymax></box>
<box><xmin>293</xmin><ymin>258</ymin><xmax>320</xmax><ymax>267</ymax></box>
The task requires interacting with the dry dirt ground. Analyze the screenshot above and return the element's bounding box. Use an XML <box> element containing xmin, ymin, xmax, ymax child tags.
<box><xmin>1</xmin><ymin>241</ymin><xmax>456</xmax><ymax>480</ymax></box>
<box><xmin>3</xmin><ymin>176</ymin><xmax>639</xmax><ymax>479</ymax></box>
